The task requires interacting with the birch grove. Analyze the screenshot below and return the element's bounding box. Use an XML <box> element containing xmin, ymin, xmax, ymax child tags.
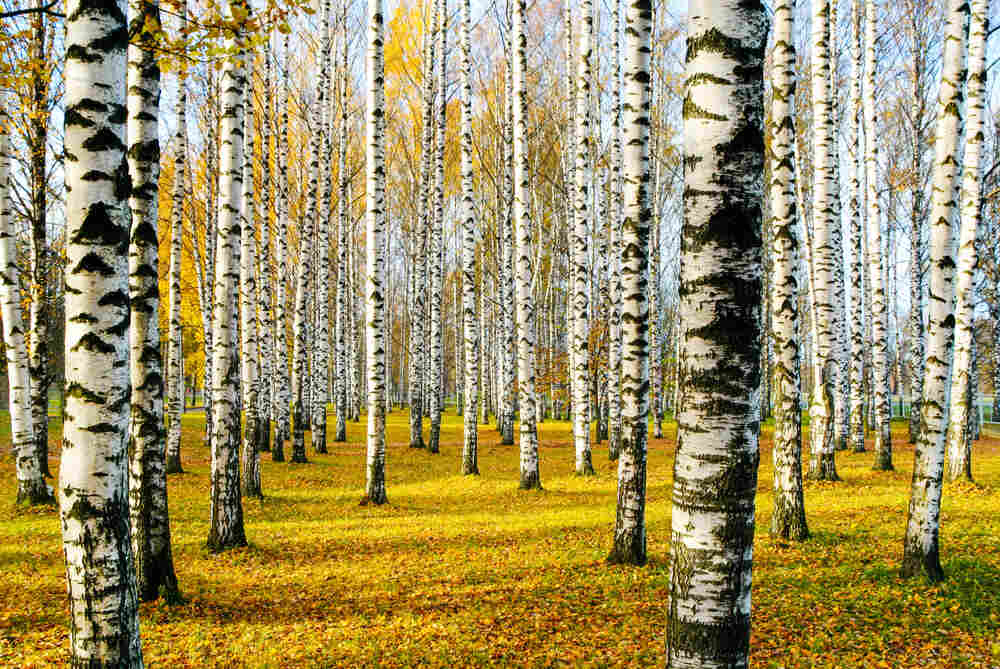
<box><xmin>7</xmin><ymin>0</ymin><xmax>1000</xmax><ymax>662</ymax></box>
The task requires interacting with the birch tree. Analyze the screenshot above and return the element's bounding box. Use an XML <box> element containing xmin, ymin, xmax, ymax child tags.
<box><xmin>127</xmin><ymin>0</ymin><xmax>180</xmax><ymax>602</ymax></box>
<box><xmin>806</xmin><ymin>0</ymin><xmax>839</xmax><ymax>481</ymax></box>
<box><xmin>61</xmin><ymin>0</ymin><xmax>144</xmax><ymax>657</ymax></box>
<box><xmin>459</xmin><ymin>0</ymin><xmax>479</xmax><ymax>475</ymax></box>
<box><xmin>427</xmin><ymin>0</ymin><xmax>447</xmax><ymax>454</ymax></box>
<box><xmin>362</xmin><ymin>0</ymin><xmax>389</xmax><ymax>505</ymax></box>
<box><xmin>513</xmin><ymin>0</ymin><xmax>541</xmax><ymax>491</ymax></box>
<box><xmin>607</xmin><ymin>0</ymin><xmax>624</xmax><ymax>460</ymax></box>
<box><xmin>0</xmin><ymin>121</ymin><xmax>50</xmax><ymax>506</ymax></box>
<box><xmin>848</xmin><ymin>0</ymin><xmax>865</xmax><ymax>454</ymax></box>
<box><xmin>902</xmin><ymin>0</ymin><xmax>970</xmax><ymax>583</ymax></box>
<box><xmin>273</xmin><ymin>35</ymin><xmax>293</xmax><ymax>458</ymax></box>
<box><xmin>666</xmin><ymin>1</ymin><xmax>767</xmax><ymax>665</ymax></box>
<box><xmin>335</xmin><ymin>16</ymin><xmax>350</xmax><ymax>443</ymax></box>
<box><xmin>240</xmin><ymin>72</ymin><xmax>263</xmax><ymax>498</ymax></box>
<box><xmin>864</xmin><ymin>0</ymin><xmax>892</xmax><ymax>471</ymax></box>
<box><xmin>769</xmin><ymin>0</ymin><xmax>808</xmax><ymax>541</ymax></box>
<box><xmin>945</xmin><ymin>0</ymin><xmax>986</xmax><ymax>483</ymax></box>
<box><xmin>570</xmin><ymin>0</ymin><xmax>594</xmax><ymax>476</ymax></box>
<box><xmin>166</xmin><ymin>0</ymin><xmax>187</xmax><ymax>475</ymax></box>
<box><xmin>257</xmin><ymin>46</ymin><xmax>274</xmax><ymax>454</ymax></box>
<box><xmin>606</xmin><ymin>0</ymin><xmax>651</xmax><ymax>565</ymax></box>
<box><xmin>207</xmin><ymin>9</ymin><xmax>249</xmax><ymax>551</ymax></box>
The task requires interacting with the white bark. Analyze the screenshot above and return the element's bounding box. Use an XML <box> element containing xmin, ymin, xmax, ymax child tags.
<box><xmin>666</xmin><ymin>1</ymin><xmax>767</xmax><ymax>665</ymax></box>
<box><xmin>61</xmin><ymin>0</ymin><xmax>144</xmax><ymax>657</ymax></box>
<box><xmin>902</xmin><ymin>0</ymin><xmax>969</xmax><ymax>583</ymax></box>
<box><xmin>945</xmin><ymin>0</ymin><xmax>986</xmax><ymax>483</ymax></box>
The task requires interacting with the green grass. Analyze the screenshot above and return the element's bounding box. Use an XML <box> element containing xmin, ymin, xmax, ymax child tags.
<box><xmin>0</xmin><ymin>409</ymin><xmax>998</xmax><ymax>667</ymax></box>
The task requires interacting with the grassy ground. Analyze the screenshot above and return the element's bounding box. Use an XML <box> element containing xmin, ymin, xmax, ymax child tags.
<box><xmin>0</xmin><ymin>409</ymin><xmax>998</xmax><ymax>668</ymax></box>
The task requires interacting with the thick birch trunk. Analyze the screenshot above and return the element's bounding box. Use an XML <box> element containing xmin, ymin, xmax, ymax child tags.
<box><xmin>666</xmin><ymin>2</ymin><xmax>766</xmax><ymax>665</ymax></box>
<box><xmin>62</xmin><ymin>0</ymin><xmax>144</xmax><ymax>657</ymax></box>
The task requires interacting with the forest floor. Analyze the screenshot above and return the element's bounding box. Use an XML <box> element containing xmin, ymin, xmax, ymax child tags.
<box><xmin>1</xmin><ymin>410</ymin><xmax>999</xmax><ymax>668</ymax></box>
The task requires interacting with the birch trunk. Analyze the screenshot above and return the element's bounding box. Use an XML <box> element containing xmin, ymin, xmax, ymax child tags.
<box><xmin>239</xmin><ymin>71</ymin><xmax>263</xmax><ymax>498</ymax></box>
<box><xmin>427</xmin><ymin>0</ymin><xmax>447</xmax><ymax>454</ymax></box>
<box><xmin>607</xmin><ymin>0</ymin><xmax>623</xmax><ymax>460</ymax></box>
<box><xmin>272</xmin><ymin>35</ymin><xmax>293</xmax><ymax>458</ymax></box>
<box><xmin>1</xmin><ymin>123</ymin><xmax>50</xmax><ymax>506</ymax></box>
<box><xmin>127</xmin><ymin>0</ymin><xmax>180</xmax><ymax>602</ymax></box>
<box><xmin>513</xmin><ymin>0</ymin><xmax>541</xmax><ymax>490</ymax></box>
<box><xmin>806</xmin><ymin>0</ymin><xmax>840</xmax><ymax>481</ymax></box>
<box><xmin>62</xmin><ymin>0</ymin><xmax>144</xmax><ymax>656</ymax></box>
<box><xmin>335</xmin><ymin>14</ymin><xmax>350</xmax><ymax>443</ymax></box>
<box><xmin>459</xmin><ymin>0</ymin><xmax>479</xmax><ymax>474</ymax></box>
<box><xmin>902</xmin><ymin>0</ymin><xmax>969</xmax><ymax>583</ymax></box>
<box><xmin>570</xmin><ymin>0</ymin><xmax>594</xmax><ymax>476</ymax></box>
<box><xmin>848</xmin><ymin>0</ymin><xmax>865</xmax><ymax>453</ymax></box>
<box><xmin>769</xmin><ymin>0</ymin><xmax>808</xmax><ymax>541</ymax></box>
<box><xmin>362</xmin><ymin>0</ymin><xmax>389</xmax><ymax>505</ymax></box>
<box><xmin>666</xmin><ymin>1</ymin><xmax>766</xmax><ymax>665</ymax></box>
<box><xmin>207</xmin><ymin>12</ymin><xmax>248</xmax><ymax>551</ymax></box>
<box><xmin>606</xmin><ymin>0</ymin><xmax>652</xmax><ymax>565</ymax></box>
<box><xmin>257</xmin><ymin>46</ymin><xmax>274</xmax><ymax>454</ymax></box>
<box><xmin>945</xmin><ymin>0</ymin><xmax>986</xmax><ymax>483</ymax></box>
<box><xmin>166</xmin><ymin>0</ymin><xmax>187</xmax><ymax>474</ymax></box>
<box><xmin>864</xmin><ymin>0</ymin><xmax>893</xmax><ymax>471</ymax></box>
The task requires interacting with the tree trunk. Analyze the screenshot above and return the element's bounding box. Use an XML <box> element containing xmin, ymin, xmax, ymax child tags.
<box><xmin>945</xmin><ymin>0</ymin><xmax>986</xmax><ymax>483</ymax></box>
<box><xmin>864</xmin><ymin>0</ymin><xmax>893</xmax><ymax>471</ymax></box>
<box><xmin>0</xmin><ymin>123</ymin><xmax>51</xmax><ymax>506</ymax></box>
<box><xmin>362</xmin><ymin>0</ymin><xmax>388</xmax><ymax>505</ymax></box>
<box><xmin>207</xmin><ymin>13</ymin><xmax>249</xmax><ymax>551</ymax></box>
<box><xmin>61</xmin><ymin>0</ymin><xmax>144</xmax><ymax>657</ymax></box>
<box><xmin>666</xmin><ymin>2</ymin><xmax>766</xmax><ymax>666</ymax></box>
<box><xmin>240</xmin><ymin>67</ymin><xmax>263</xmax><ymax>498</ymax></box>
<box><xmin>459</xmin><ymin>0</ymin><xmax>479</xmax><ymax>475</ymax></box>
<box><xmin>805</xmin><ymin>0</ymin><xmax>840</xmax><ymax>482</ymax></box>
<box><xmin>607</xmin><ymin>0</ymin><xmax>623</xmax><ymax>460</ymax></box>
<box><xmin>166</xmin><ymin>0</ymin><xmax>187</xmax><ymax>475</ymax></box>
<box><xmin>127</xmin><ymin>0</ymin><xmax>180</xmax><ymax>602</ymax></box>
<box><xmin>902</xmin><ymin>0</ymin><xmax>969</xmax><ymax>583</ymax></box>
<box><xmin>513</xmin><ymin>0</ymin><xmax>541</xmax><ymax>490</ymax></box>
<box><xmin>606</xmin><ymin>0</ymin><xmax>652</xmax><ymax>565</ymax></box>
<box><xmin>272</xmin><ymin>35</ymin><xmax>293</xmax><ymax>459</ymax></box>
<box><xmin>427</xmin><ymin>0</ymin><xmax>447</xmax><ymax>454</ymax></box>
<box><xmin>848</xmin><ymin>0</ymin><xmax>866</xmax><ymax>454</ymax></box>
<box><xmin>768</xmin><ymin>0</ymin><xmax>808</xmax><ymax>541</ymax></box>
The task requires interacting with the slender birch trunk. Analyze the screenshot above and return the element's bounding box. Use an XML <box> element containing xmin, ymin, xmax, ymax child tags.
<box><xmin>459</xmin><ymin>0</ymin><xmax>479</xmax><ymax>474</ymax></box>
<box><xmin>257</xmin><ymin>45</ymin><xmax>274</xmax><ymax>454</ymax></box>
<box><xmin>666</xmin><ymin>1</ymin><xmax>767</xmax><ymax>665</ymax></box>
<box><xmin>864</xmin><ymin>0</ymin><xmax>893</xmax><ymax>471</ymax></box>
<box><xmin>272</xmin><ymin>35</ymin><xmax>292</xmax><ymax>458</ymax></box>
<box><xmin>240</xmin><ymin>70</ymin><xmax>263</xmax><ymax>498</ymax></box>
<box><xmin>848</xmin><ymin>0</ymin><xmax>865</xmax><ymax>453</ymax></box>
<box><xmin>902</xmin><ymin>0</ymin><xmax>969</xmax><ymax>583</ymax></box>
<box><xmin>945</xmin><ymin>0</ymin><xmax>986</xmax><ymax>483</ymax></box>
<box><xmin>127</xmin><ymin>0</ymin><xmax>180</xmax><ymax>602</ymax></box>
<box><xmin>513</xmin><ymin>0</ymin><xmax>541</xmax><ymax>490</ymax></box>
<box><xmin>769</xmin><ymin>0</ymin><xmax>808</xmax><ymax>540</ymax></box>
<box><xmin>335</xmin><ymin>12</ymin><xmax>350</xmax><ymax>443</ymax></box>
<box><xmin>166</xmin><ymin>0</ymin><xmax>187</xmax><ymax>475</ymax></box>
<box><xmin>62</xmin><ymin>0</ymin><xmax>144</xmax><ymax>657</ymax></box>
<box><xmin>606</xmin><ymin>0</ymin><xmax>652</xmax><ymax>565</ymax></box>
<box><xmin>570</xmin><ymin>0</ymin><xmax>594</xmax><ymax>476</ymax></box>
<box><xmin>806</xmin><ymin>0</ymin><xmax>840</xmax><ymax>481</ymax></box>
<box><xmin>606</xmin><ymin>0</ymin><xmax>623</xmax><ymax>460</ymax></box>
<box><xmin>1</xmin><ymin>122</ymin><xmax>50</xmax><ymax>506</ymax></box>
<box><xmin>362</xmin><ymin>0</ymin><xmax>388</xmax><ymax>505</ymax></box>
<box><xmin>427</xmin><ymin>0</ymin><xmax>447</xmax><ymax>454</ymax></box>
<box><xmin>499</xmin><ymin>49</ymin><xmax>516</xmax><ymax>446</ymax></box>
<box><xmin>410</xmin><ymin>8</ymin><xmax>435</xmax><ymax>451</ymax></box>
<box><xmin>207</xmin><ymin>11</ymin><xmax>249</xmax><ymax>551</ymax></box>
